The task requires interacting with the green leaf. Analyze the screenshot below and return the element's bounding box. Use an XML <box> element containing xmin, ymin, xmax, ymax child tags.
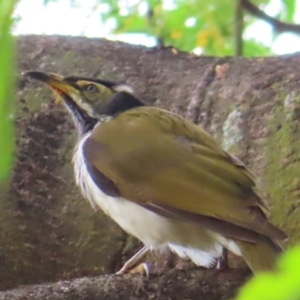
<box><xmin>236</xmin><ymin>245</ymin><xmax>300</xmax><ymax>300</ymax></box>
<box><xmin>114</xmin><ymin>15</ymin><xmax>147</xmax><ymax>34</ymax></box>
<box><xmin>0</xmin><ymin>0</ymin><xmax>17</xmax><ymax>181</ymax></box>
<box><xmin>244</xmin><ymin>40</ymin><xmax>272</xmax><ymax>57</ymax></box>
<box><xmin>282</xmin><ymin>0</ymin><xmax>296</xmax><ymax>22</ymax></box>
<box><xmin>251</xmin><ymin>0</ymin><xmax>271</xmax><ymax>5</ymax></box>
<box><xmin>97</xmin><ymin>0</ymin><xmax>288</xmax><ymax>56</ymax></box>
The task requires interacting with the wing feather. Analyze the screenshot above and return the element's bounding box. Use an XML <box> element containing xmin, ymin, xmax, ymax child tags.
<box><xmin>84</xmin><ymin>107</ymin><xmax>286</xmax><ymax>241</ymax></box>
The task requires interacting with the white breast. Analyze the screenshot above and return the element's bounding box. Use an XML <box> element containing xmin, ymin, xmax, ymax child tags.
<box><xmin>73</xmin><ymin>133</ymin><xmax>174</xmax><ymax>246</ymax></box>
<box><xmin>72</xmin><ymin>132</ymin><xmax>241</xmax><ymax>268</ymax></box>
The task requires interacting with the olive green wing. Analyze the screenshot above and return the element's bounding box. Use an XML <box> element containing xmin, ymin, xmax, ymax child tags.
<box><xmin>84</xmin><ymin>107</ymin><xmax>286</xmax><ymax>242</ymax></box>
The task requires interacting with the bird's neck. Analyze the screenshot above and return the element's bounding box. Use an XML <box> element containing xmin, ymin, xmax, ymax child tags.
<box><xmin>63</xmin><ymin>92</ymin><xmax>145</xmax><ymax>136</ymax></box>
<box><xmin>102</xmin><ymin>92</ymin><xmax>145</xmax><ymax>115</ymax></box>
<box><xmin>62</xmin><ymin>95</ymin><xmax>98</xmax><ymax>136</ymax></box>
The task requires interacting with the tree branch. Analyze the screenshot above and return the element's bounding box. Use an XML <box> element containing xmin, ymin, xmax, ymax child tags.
<box><xmin>240</xmin><ymin>0</ymin><xmax>300</xmax><ymax>35</ymax></box>
<box><xmin>0</xmin><ymin>269</ymin><xmax>250</xmax><ymax>300</ymax></box>
<box><xmin>235</xmin><ymin>0</ymin><xmax>244</xmax><ymax>56</ymax></box>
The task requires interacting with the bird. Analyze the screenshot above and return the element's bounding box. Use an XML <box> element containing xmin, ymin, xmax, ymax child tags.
<box><xmin>23</xmin><ymin>71</ymin><xmax>287</xmax><ymax>275</ymax></box>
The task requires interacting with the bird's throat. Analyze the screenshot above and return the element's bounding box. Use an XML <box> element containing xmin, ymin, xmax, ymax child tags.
<box><xmin>62</xmin><ymin>93</ymin><xmax>98</xmax><ymax>136</ymax></box>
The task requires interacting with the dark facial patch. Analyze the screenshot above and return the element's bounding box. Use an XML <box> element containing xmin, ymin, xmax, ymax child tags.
<box><xmin>65</xmin><ymin>77</ymin><xmax>144</xmax><ymax>118</ymax></box>
<box><xmin>64</xmin><ymin>76</ymin><xmax>117</xmax><ymax>90</ymax></box>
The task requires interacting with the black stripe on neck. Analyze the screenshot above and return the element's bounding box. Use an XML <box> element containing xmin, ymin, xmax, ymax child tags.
<box><xmin>100</xmin><ymin>92</ymin><xmax>145</xmax><ymax>116</ymax></box>
<box><xmin>62</xmin><ymin>94</ymin><xmax>98</xmax><ymax>136</ymax></box>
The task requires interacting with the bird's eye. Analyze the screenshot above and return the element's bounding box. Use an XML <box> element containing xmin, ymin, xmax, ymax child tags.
<box><xmin>85</xmin><ymin>84</ymin><xmax>97</xmax><ymax>93</ymax></box>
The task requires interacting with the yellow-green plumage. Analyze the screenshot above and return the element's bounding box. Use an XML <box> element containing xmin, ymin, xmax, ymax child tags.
<box><xmin>24</xmin><ymin>71</ymin><xmax>287</xmax><ymax>275</ymax></box>
<box><xmin>85</xmin><ymin>107</ymin><xmax>285</xmax><ymax>273</ymax></box>
<box><xmin>87</xmin><ymin>108</ymin><xmax>280</xmax><ymax>236</ymax></box>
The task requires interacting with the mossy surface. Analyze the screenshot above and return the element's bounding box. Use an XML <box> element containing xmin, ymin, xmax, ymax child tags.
<box><xmin>265</xmin><ymin>89</ymin><xmax>300</xmax><ymax>245</ymax></box>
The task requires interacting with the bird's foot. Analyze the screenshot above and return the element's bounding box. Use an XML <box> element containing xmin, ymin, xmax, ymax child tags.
<box><xmin>216</xmin><ymin>248</ymin><xmax>229</xmax><ymax>270</ymax></box>
<box><xmin>115</xmin><ymin>245</ymin><xmax>150</xmax><ymax>276</ymax></box>
<box><xmin>116</xmin><ymin>262</ymin><xmax>149</xmax><ymax>276</ymax></box>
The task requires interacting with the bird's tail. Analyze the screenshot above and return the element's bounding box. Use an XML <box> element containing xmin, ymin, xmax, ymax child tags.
<box><xmin>236</xmin><ymin>239</ymin><xmax>282</xmax><ymax>274</ymax></box>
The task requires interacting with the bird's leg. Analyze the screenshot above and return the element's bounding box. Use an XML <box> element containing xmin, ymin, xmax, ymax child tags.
<box><xmin>216</xmin><ymin>247</ymin><xmax>228</xmax><ymax>269</ymax></box>
<box><xmin>116</xmin><ymin>245</ymin><xmax>150</xmax><ymax>275</ymax></box>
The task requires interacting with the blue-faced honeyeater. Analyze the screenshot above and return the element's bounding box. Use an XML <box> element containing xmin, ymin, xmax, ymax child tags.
<box><xmin>23</xmin><ymin>71</ymin><xmax>287</xmax><ymax>275</ymax></box>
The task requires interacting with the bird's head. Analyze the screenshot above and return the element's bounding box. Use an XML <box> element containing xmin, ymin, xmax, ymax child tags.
<box><xmin>23</xmin><ymin>71</ymin><xmax>144</xmax><ymax>134</ymax></box>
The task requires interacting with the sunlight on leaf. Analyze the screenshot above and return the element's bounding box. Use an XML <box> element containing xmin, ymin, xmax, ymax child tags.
<box><xmin>171</xmin><ymin>30</ymin><xmax>182</xmax><ymax>40</ymax></box>
<box><xmin>197</xmin><ymin>30</ymin><xmax>209</xmax><ymax>47</ymax></box>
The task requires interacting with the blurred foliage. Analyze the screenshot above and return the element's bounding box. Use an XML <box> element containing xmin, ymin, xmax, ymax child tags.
<box><xmin>95</xmin><ymin>0</ymin><xmax>294</xmax><ymax>56</ymax></box>
<box><xmin>280</xmin><ymin>0</ymin><xmax>296</xmax><ymax>22</ymax></box>
<box><xmin>0</xmin><ymin>0</ymin><xmax>17</xmax><ymax>181</ymax></box>
<box><xmin>40</xmin><ymin>0</ymin><xmax>299</xmax><ymax>57</ymax></box>
<box><xmin>96</xmin><ymin>0</ymin><xmax>263</xmax><ymax>56</ymax></box>
<box><xmin>236</xmin><ymin>245</ymin><xmax>300</xmax><ymax>300</ymax></box>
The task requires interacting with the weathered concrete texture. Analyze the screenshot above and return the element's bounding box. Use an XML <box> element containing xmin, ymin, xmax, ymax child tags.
<box><xmin>1</xmin><ymin>35</ymin><xmax>300</xmax><ymax>293</ymax></box>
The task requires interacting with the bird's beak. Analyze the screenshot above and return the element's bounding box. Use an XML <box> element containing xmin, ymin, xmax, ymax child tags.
<box><xmin>23</xmin><ymin>71</ymin><xmax>78</xmax><ymax>96</ymax></box>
